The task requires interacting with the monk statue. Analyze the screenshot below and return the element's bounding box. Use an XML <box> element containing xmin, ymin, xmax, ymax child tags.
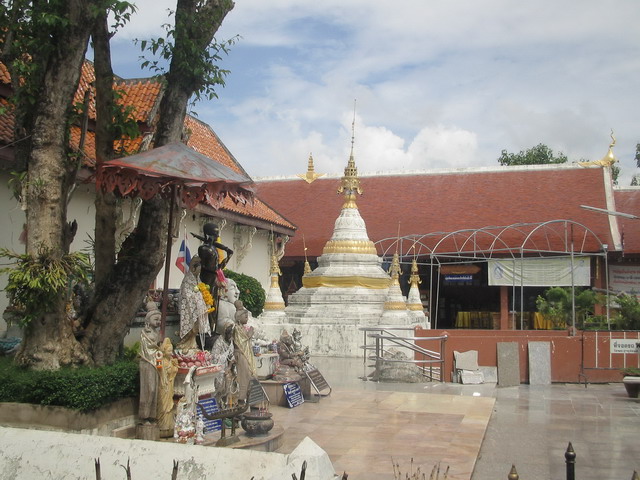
<box><xmin>292</xmin><ymin>328</ymin><xmax>310</xmax><ymax>365</ymax></box>
<box><xmin>177</xmin><ymin>256</ymin><xmax>211</xmax><ymax>352</ymax></box>
<box><xmin>157</xmin><ymin>337</ymin><xmax>179</xmax><ymax>437</ymax></box>
<box><xmin>277</xmin><ymin>329</ymin><xmax>306</xmax><ymax>372</ymax></box>
<box><xmin>139</xmin><ymin>302</ymin><xmax>161</xmax><ymax>423</ymax></box>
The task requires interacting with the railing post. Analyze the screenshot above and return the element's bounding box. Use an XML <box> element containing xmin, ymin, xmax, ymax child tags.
<box><xmin>375</xmin><ymin>334</ymin><xmax>381</xmax><ymax>382</ymax></box>
<box><xmin>508</xmin><ymin>464</ymin><xmax>519</xmax><ymax>479</ymax></box>
<box><xmin>565</xmin><ymin>442</ymin><xmax>576</xmax><ymax>480</ymax></box>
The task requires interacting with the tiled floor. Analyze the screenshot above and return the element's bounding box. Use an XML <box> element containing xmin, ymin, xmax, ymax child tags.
<box><xmin>268</xmin><ymin>357</ymin><xmax>640</xmax><ymax>480</ymax></box>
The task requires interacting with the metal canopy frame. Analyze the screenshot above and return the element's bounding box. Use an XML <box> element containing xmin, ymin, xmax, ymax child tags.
<box><xmin>374</xmin><ymin>220</ymin><xmax>610</xmax><ymax>331</ymax></box>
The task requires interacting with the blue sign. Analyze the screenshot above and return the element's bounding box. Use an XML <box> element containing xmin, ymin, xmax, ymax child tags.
<box><xmin>283</xmin><ymin>382</ymin><xmax>305</xmax><ymax>408</ymax></box>
<box><xmin>197</xmin><ymin>396</ymin><xmax>221</xmax><ymax>432</ymax></box>
<box><xmin>444</xmin><ymin>274</ymin><xmax>473</xmax><ymax>282</ymax></box>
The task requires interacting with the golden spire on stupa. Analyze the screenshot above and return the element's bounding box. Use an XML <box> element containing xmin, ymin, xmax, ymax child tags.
<box><xmin>409</xmin><ymin>258</ymin><xmax>421</xmax><ymax>288</ymax></box>
<box><xmin>297</xmin><ymin>153</ymin><xmax>325</xmax><ymax>184</ymax></box>
<box><xmin>337</xmin><ymin>102</ymin><xmax>363</xmax><ymax>209</ymax></box>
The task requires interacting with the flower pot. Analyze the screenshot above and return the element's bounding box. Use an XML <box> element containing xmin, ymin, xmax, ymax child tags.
<box><xmin>622</xmin><ymin>376</ymin><xmax>640</xmax><ymax>398</ymax></box>
<box><xmin>240</xmin><ymin>411</ymin><xmax>274</xmax><ymax>437</ymax></box>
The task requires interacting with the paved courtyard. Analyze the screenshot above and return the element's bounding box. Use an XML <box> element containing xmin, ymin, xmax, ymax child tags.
<box><xmin>271</xmin><ymin>357</ymin><xmax>640</xmax><ymax>479</ymax></box>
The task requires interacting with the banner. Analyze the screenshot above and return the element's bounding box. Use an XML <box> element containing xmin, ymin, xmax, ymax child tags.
<box><xmin>487</xmin><ymin>257</ymin><xmax>591</xmax><ymax>287</ymax></box>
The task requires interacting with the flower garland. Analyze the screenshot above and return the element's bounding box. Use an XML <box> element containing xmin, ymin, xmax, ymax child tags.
<box><xmin>197</xmin><ymin>283</ymin><xmax>215</xmax><ymax>313</ymax></box>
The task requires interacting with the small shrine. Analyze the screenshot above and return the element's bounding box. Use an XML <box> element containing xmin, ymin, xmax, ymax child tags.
<box><xmin>136</xmin><ymin>224</ymin><xmax>274</xmax><ymax>445</ymax></box>
<box><xmin>258</xmin><ymin>120</ymin><xmax>426</xmax><ymax>356</ymax></box>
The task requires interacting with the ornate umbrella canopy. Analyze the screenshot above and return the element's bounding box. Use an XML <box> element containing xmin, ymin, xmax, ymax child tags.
<box><xmin>95</xmin><ymin>142</ymin><xmax>254</xmax><ymax>208</ymax></box>
<box><xmin>94</xmin><ymin>142</ymin><xmax>255</xmax><ymax>336</ymax></box>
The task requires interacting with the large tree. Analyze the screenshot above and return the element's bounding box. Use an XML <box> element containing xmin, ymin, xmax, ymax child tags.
<box><xmin>497</xmin><ymin>143</ymin><xmax>568</xmax><ymax>166</ymax></box>
<box><xmin>1</xmin><ymin>0</ymin><xmax>235</xmax><ymax>369</ymax></box>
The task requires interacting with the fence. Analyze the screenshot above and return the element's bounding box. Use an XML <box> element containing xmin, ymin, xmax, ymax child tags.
<box><xmin>508</xmin><ymin>443</ymin><xmax>638</xmax><ymax>480</ymax></box>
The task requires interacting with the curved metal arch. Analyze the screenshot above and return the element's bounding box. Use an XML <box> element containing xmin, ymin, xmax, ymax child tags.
<box><xmin>375</xmin><ymin>235</ymin><xmax>437</xmax><ymax>260</ymax></box>
<box><xmin>521</xmin><ymin>219</ymin><xmax>606</xmax><ymax>255</ymax></box>
<box><xmin>429</xmin><ymin>226</ymin><xmax>518</xmax><ymax>262</ymax></box>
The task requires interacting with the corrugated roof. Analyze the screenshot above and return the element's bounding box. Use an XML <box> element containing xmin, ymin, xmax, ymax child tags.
<box><xmin>256</xmin><ymin>165</ymin><xmax>617</xmax><ymax>258</ymax></box>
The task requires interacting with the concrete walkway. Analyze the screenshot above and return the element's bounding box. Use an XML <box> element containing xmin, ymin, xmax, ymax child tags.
<box><xmin>280</xmin><ymin>357</ymin><xmax>640</xmax><ymax>479</ymax></box>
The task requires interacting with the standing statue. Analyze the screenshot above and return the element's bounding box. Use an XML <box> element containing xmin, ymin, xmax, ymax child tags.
<box><xmin>192</xmin><ymin>223</ymin><xmax>233</xmax><ymax>345</ymax></box>
<box><xmin>177</xmin><ymin>256</ymin><xmax>211</xmax><ymax>351</ymax></box>
<box><xmin>211</xmin><ymin>323</ymin><xmax>237</xmax><ymax>408</ymax></box>
<box><xmin>216</xmin><ymin>277</ymin><xmax>240</xmax><ymax>334</ymax></box>
<box><xmin>157</xmin><ymin>337</ymin><xmax>179</xmax><ymax>437</ymax></box>
<box><xmin>139</xmin><ymin>302</ymin><xmax>161</xmax><ymax>422</ymax></box>
<box><xmin>216</xmin><ymin>280</ymin><xmax>257</xmax><ymax>401</ymax></box>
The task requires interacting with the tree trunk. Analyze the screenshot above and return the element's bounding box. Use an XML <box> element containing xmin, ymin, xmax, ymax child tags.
<box><xmin>84</xmin><ymin>0</ymin><xmax>234</xmax><ymax>365</ymax></box>
<box><xmin>83</xmin><ymin>196</ymin><xmax>170</xmax><ymax>365</ymax></box>
<box><xmin>15</xmin><ymin>1</ymin><xmax>94</xmax><ymax>369</ymax></box>
<box><xmin>92</xmin><ymin>9</ymin><xmax>118</xmax><ymax>289</ymax></box>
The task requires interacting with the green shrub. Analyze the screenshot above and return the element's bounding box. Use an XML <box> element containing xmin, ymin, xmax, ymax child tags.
<box><xmin>0</xmin><ymin>357</ymin><xmax>139</xmax><ymax>412</ymax></box>
<box><xmin>613</xmin><ymin>293</ymin><xmax>640</xmax><ymax>330</ymax></box>
<box><xmin>536</xmin><ymin>287</ymin><xmax>598</xmax><ymax>329</ymax></box>
<box><xmin>225</xmin><ymin>269</ymin><xmax>266</xmax><ymax>317</ymax></box>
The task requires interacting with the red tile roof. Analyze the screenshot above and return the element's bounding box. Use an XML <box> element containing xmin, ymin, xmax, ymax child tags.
<box><xmin>0</xmin><ymin>98</ymin><xmax>13</xmax><ymax>144</ymax></box>
<box><xmin>614</xmin><ymin>188</ymin><xmax>640</xmax><ymax>254</ymax></box>
<box><xmin>0</xmin><ymin>63</ymin><xmax>10</xmax><ymax>84</ymax></box>
<box><xmin>256</xmin><ymin>165</ymin><xmax>618</xmax><ymax>258</ymax></box>
<box><xmin>0</xmin><ymin>60</ymin><xmax>294</xmax><ymax>233</ymax></box>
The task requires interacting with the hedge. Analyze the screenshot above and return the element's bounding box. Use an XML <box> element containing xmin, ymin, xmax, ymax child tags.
<box><xmin>0</xmin><ymin>357</ymin><xmax>139</xmax><ymax>412</ymax></box>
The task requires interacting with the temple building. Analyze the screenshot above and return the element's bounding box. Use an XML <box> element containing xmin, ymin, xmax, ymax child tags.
<box><xmin>0</xmin><ymin>60</ymin><xmax>296</xmax><ymax>328</ymax></box>
<box><xmin>256</xmin><ymin>141</ymin><xmax>640</xmax><ymax>331</ymax></box>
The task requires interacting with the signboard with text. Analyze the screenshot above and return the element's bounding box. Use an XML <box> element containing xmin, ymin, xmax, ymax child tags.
<box><xmin>609</xmin><ymin>265</ymin><xmax>640</xmax><ymax>299</ymax></box>
<box><xmin>611</xmin><ymin>339</ymin><xmax>640</xmax><ymax>354</ymax></box>
<box><xmin>283</xmin><ymin>382</ymin><xmax>304</xmax><ymax>408</ymax></box>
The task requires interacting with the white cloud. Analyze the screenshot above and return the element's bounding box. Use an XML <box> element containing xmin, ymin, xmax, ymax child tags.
<box><xmin>110</xmin><ymin>0</ymin><xmax>640</xmax><ymax>185</ymax></box>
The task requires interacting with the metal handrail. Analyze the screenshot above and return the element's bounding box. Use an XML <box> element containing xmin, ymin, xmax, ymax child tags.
<box><xmin>360</xmin><ymin>327</ymin><xmax>447</xmax><ymax>382</ymax></box>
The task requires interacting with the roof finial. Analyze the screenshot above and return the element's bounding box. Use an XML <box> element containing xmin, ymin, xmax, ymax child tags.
<box><xmin>297</xmin><ymin>152</ymin><xmax>324</xmax><ymax>183</ymax></box>
<box><xmin>337</xmin><ymin>100</ymin><xmax>362</xmax><ymax>208</ymax></box>
<box><xmin>578</xmin><ymin>129</ymin><xmax>618</xmax><ymax>168</ymax></box>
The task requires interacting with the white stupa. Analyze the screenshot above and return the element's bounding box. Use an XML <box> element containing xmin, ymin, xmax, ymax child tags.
<box><xmin>406</xmin><ymin>258</ymin><xmax>429</xmax><ymax>327</ymax></box>
<box><xmin>258</xmin><ymin>127</ymin><xmax>423</xmax><ymax>356</ymax></box>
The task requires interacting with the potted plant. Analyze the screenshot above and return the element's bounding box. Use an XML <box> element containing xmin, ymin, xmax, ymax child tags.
<box><xmin>621</xmin><ymin>367</ymin><xmax>640</xmax><ymax>398</ymax></box>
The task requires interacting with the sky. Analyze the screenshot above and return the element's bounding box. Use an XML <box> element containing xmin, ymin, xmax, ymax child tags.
<box><xmin>108</xmin><ymin>0</ymin><xmax>640</xmax><ymax>184</ymax></box>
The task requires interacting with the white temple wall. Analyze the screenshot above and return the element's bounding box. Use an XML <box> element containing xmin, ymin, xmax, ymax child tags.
<box><xmin>0</xmin><ymin>175</ymin><xmax>273</xmax><ymax>333</ymax></box>
<box><xmin>0</xmin><ymin>172</ymin><xmax>26</xmax><ymax>332</ymax></box>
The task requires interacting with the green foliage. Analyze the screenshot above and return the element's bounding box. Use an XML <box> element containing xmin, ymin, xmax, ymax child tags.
<box><xmin>225</xmin><ymin>269</ymin><xmax>266</xmax><ymax>317</ymax></box>
<box><xmin>123</xmin><ymin>342</ymin><xmax>140</xmax><ymax>361</ymax></box>
<box><xmin>135</xmin><ymin>5</ymin><xmax>238</xmax><ymax>102</ymax></box>
<box><xmin>613</xmin><ymin>293</ymin><xmax>640</xmax><ymax>330</ymax></box>
<box><xmin>583</xmin><ymin>314</ymin><xmax>610</xmax><ymax>330</ymax></box>
<box><xmin>0</xmin><ymin>247</ymin><xmax>92</xmax><ymax>326</ymax></box>
<box><xmin>622</xmin><ymin>367</ymin><xmax>640</xmax><ymax>376</ymax></box>
<box><xmin>536</xmin><ymin>286</ymin><xmax>597</xmax><ymax>329</ymax></box>
<box><xmin>0</xmin><ymin>357</ymin><xmax>139</xmax><ymax>412</ymax></box>
<box><xmin>498</xmin><ymin>143</ymin><xmax>568</xmax><ymax>166</ymax></box>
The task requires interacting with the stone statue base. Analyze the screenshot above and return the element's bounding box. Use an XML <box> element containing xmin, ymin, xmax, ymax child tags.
<box><xmin>136</xmin><ymin>423</ymin><xmax>159</xmax><ymax>441</ymax></box>
<box><xmin>272</xmin><ymin>364</ymin><xmax>302</xmax><ymax>382</ymax></box>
